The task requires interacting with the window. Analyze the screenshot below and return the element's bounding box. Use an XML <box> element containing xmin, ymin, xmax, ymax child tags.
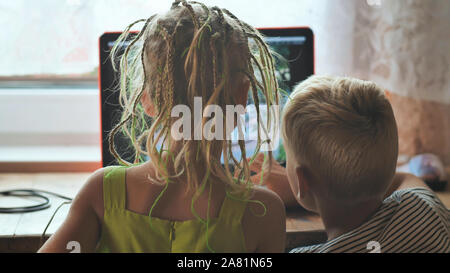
<box><xmin>0</xmin><ymin>0</ymin><xmax>327</xmax><ymax>169</ymax></box>
<box><xmin>1</xmin><ymin>0</ymin><xmax>323</xmax><ymax>78</ymax></box>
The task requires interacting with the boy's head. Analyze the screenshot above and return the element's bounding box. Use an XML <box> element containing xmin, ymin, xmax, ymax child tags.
<box><xmin>282</xmin><ymin>75</ymin><xmax>398</xmax><ymax>211</ymax></box>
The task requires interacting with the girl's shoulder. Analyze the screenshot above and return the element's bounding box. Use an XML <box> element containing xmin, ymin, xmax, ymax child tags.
<box><xmin>247</xmin><ymin>185</ymin><xmax>285</xmax><ymax>216</ymax></box>
<box><xmin>240</xmin><ymin>185</ymin><xmax>286</xmax><ymax>252</ymax></box>
<box><xmin>74</xmin><ymin>167</ymin><xmax>113</xmax><ymax>222</ymax></box>
<box><xmin>224</xmin><ymin>184</ymin><xmax>285</xmax><ymax>220</ymax></box>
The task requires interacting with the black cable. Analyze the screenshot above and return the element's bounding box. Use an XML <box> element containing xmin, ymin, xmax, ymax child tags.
<box><xmin>0</xmin><ymin>189</ymin><xmax>73</xmax><ymax>213</ymax></box>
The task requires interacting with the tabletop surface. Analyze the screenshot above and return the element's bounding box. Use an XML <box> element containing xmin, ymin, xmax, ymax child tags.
<box><xmin>0</xmin><ymin>172</ymin><xmax>448</xmax><ymax>252</ymax></box>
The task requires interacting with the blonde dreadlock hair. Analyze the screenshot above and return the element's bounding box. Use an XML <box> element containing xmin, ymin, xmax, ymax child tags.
<box><xmin>109</xmin><ymin>1</ymin><xmax>279</xmax><ymax>250</ymax></box>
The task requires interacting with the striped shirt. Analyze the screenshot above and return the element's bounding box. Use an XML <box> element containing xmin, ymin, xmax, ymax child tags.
<box><xmin>290</xmin><ymin>187</ymin><xmax>450</xmax><ymax>253</ymax></box>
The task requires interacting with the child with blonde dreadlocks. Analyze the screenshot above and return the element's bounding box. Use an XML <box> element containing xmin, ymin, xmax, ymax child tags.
<box><xmin>39</xmin><ymin>1</ymin><xmax>285</xmax><ymax>253</ymax></box>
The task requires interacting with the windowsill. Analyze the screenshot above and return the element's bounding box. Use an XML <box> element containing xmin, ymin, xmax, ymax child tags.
<box><xmin>0</xmin><ymin>145</ymin><xmax>100</xmax><ymax>162</ymax></box>
<box><xmin>0</xmin><ymin>145</ymin><xmax>102</xmax><ymax>172</ymax></box>
<box><xmin>0</xmin><ymin>86</ymin><xmax>101</xmax><ymax>172</ymax></box>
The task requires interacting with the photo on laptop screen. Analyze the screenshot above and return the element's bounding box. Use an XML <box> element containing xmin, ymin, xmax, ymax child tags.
<box><xmin>99</xmin><ymin>27</ymin><xmax>314</xmax><ymax>167</ymax></box>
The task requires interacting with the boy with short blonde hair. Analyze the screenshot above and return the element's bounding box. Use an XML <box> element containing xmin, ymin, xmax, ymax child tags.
<box><xmin>280</xmin><ymin>75</ymin><xmax>449</xmax><ymax>253</ymax></box>
<box><xmin>282</xmin><ymin>75</ymin><xmax>398</xmax><ymax>204</ymax></box>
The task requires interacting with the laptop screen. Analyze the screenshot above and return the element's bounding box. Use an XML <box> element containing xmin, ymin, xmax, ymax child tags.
<box><xmin>99</xmin><ymin>27</ymin><xmax>314</xmax><ymax>166</ymax></box>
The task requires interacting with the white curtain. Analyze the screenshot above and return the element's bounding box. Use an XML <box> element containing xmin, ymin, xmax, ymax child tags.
<box><xmin>354</xmin><ymin>0</ymin><xmax>450</xmax><ymax>104</ymax></box>
<box><xmin>311</xmin><ymin>0</ymin><xmax>450</xmax><ymax>104</ymax></box>
<box><xmin>2</xmin><ymin>0</ymin><xmax>449</xmax><ymax>104</ymax></box>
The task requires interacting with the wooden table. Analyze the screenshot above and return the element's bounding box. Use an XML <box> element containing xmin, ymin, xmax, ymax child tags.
<box><xmin>0</xmin><ymin>173</ymin><xmax>87</xmax><ymax>252</ymax></box>
<box><xmin>0</xmin><ymin>173</ymin><xmax>448</xmax><ymax>253</ymax></box>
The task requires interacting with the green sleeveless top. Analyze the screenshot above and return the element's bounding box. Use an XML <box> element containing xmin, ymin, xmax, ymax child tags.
<box><xmin>96</xmin><ymin>166</ymin><xmax>248</xmax><ymax>253</ymax></box>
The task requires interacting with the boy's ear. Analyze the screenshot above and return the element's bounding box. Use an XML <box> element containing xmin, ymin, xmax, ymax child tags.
<box><xmin>295</xmin><ymin>165</ymin><xmax>311</xmax><ymax>199</ymax></box>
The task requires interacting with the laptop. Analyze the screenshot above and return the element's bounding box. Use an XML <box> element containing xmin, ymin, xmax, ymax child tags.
<box><xmin>99</xmin><ymin>27</ymin><xmax>314</xmax><ymax>167</ymax></box>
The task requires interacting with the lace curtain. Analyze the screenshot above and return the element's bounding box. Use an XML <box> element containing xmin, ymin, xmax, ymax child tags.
<box><xmin>314</xmin><ymin>0</ymin><xmax>450</xmax><ymax>104</ymax></box>
<box><xmin>313</xmin><ymin>0</ymin><xmax>450</xmax><ymax>163</ymax></box>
